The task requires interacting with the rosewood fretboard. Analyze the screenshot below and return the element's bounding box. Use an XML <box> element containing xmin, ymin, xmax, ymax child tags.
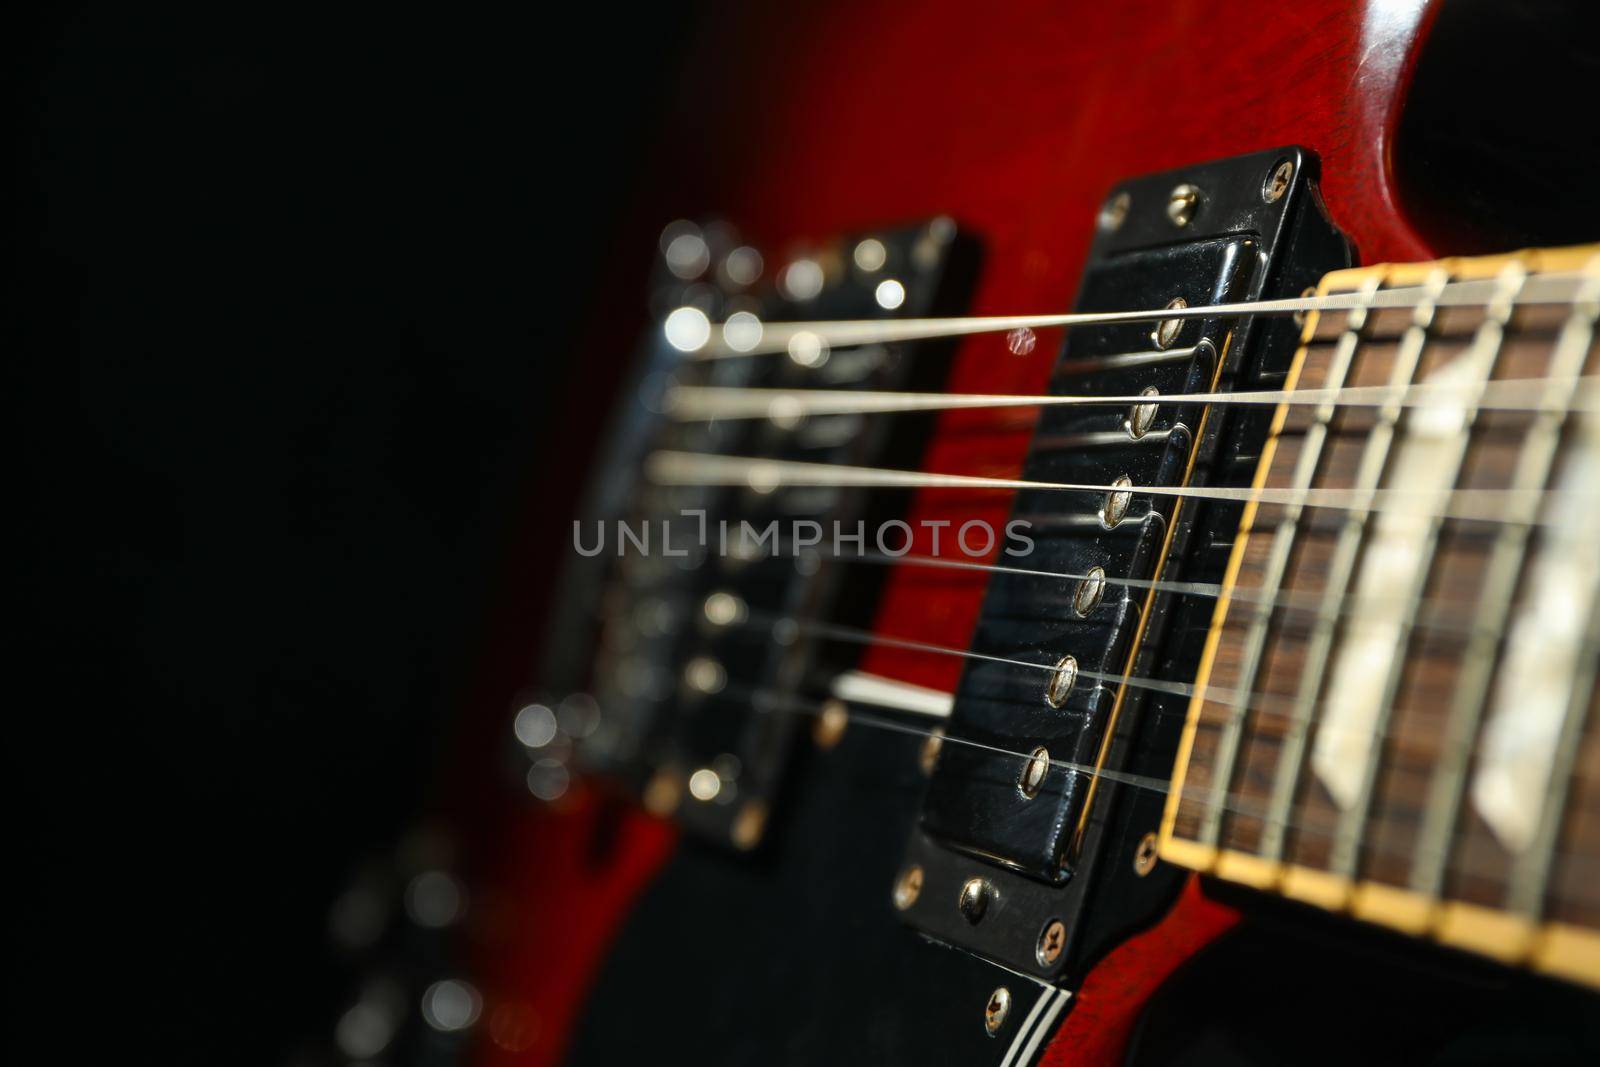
<box><xmin>1162</xmin><ymin>245</ymin><xmax>1600</xmax><ymax>989</ymax></box>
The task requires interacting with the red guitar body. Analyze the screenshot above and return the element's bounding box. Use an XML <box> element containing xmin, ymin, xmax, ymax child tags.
<box><xmin>449</xmin><ymin>2</ymin><xmax>1583</xmax><ymax>1063</ymax></box>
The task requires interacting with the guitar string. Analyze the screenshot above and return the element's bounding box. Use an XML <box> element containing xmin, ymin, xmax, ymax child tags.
<box><xmin>627</xmin><ymin>265</ymin><xmax>1600</xmax><ymax>884</ymax></box>
<box><xmin>677</xmin><ymin>269</ymin><xmax>1592</xmax><ymax>357</ymax></box>
<box><xmin>728</xmin><ymin>612</ymin><xmax>1514</xmax><ymax>758</ymax></box>
<box><xmin>842</xmin><ymin>552</ymin><xmax>1490</xmax><ymax>639</ymax></box>
<box><xmin>712</xmin><ymin>684</ymin><xmax>1600</xmax><ymax>878</ymax></box>
<box><xmin>645</xmin><ymin>450</ymin><xmax>1595</xmax><ymax>527</ymax></box>
<box><xmin>734</xmin><ymin>686</ymin><xmax>1393</xmax><ymax>847</ymax></box>
<box><xmin>661</xmin><ymin>376</ymin><xmax>1600</xmax><ymax>420</ymax></box>
<box><xmin>653</xmin><ymin>416</ymin><xmax>1600</xmax><ymax>870</ymax></box>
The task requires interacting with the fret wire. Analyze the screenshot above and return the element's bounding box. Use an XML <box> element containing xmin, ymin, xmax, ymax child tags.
<box><xmin>1510</xmin><ymin>578</ymin><xmax>1600</xmax><ymax>916</ymax></box>
<box><xmin>1412</xmin><ymin>261</ymin><xmax>1600</xmax><ymax>900</ymax></box>
<box><xmin>1264</xmin><ymin>268</ymin><xmax>1445</xmax><ymax>861</ymax></box>
<box><xmin>1327</xmin><ymin>264</ymin><xmax>1527</xmax><ymax>879</ymax></box>
<box><xmin>1197</xmin><ymin>275</ymin><xmax>1381</xmax><ymax>850</ymax></box>
<box><xmin>1489</xmin><ymin>284</ymin><xmax>1600</xmax><ymax>917</ymax></box>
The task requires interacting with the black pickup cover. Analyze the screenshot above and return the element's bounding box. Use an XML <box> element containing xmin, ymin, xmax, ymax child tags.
<box><xmin>533</xmin><ymin>219</ymin><xmax>976</xmax><ymax>847</ymax></box>
<box><xmin>899</xmin><ymin>147</ymin><xmax>1351</xmax><ymax>979</ymax></box>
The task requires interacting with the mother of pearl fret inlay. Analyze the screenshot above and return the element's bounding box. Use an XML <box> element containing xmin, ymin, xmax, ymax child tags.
<box><xmin>1473</xmin><ymin>427</ymin><xmax>1600</xmax><ymax>852</ymax></box>
<box><xmin>1313</xmin><ymin>268</ymin><xmax>1522</xmax><ymax>821</ymax></box>
<box><xmin>1410</xmin><ymin>264</ymin><xmax>1600</xmax><ymax>896</ymax></box>
<box><xmin>1160</xmin><ymin>245</ymin><xmax>1600</xmax><ymax>991</ymax></box>
<box><xmin>1312</xmin><ymin>354</ymin><xmax>1485</xmax><ymax>810</ymax></box>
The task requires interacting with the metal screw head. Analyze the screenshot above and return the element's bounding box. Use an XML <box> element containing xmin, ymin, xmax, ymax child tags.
<box><xmin>1098</xmin><ymin>191</ymin><xmax>1130</xmax><ymax>232</ymax></box>
<box><xmin>1073</xmin><ymin>567</ymin><xmax>1106</xmax><ymax>617</ymax></box>
<box><xmin>1100</xmin><ymin>474</ymin><xmax>1134</xmax><ymax>528</ymax></box>
<box><xmin>1134</xmin><ymin>831</ymin><xmax>1160</xmax><ymax>876</ymax></box>
<box><xmin>813</xmin><ymin>699</ymin><xmax>849</xmax><ymax>750</ymax></box>
<box><xmin>1046</xmin><ymin>655</ymin><xmax>1078</xmax><ymax>708</ymax></box>
<box><xmin>893</xmin><ymin>865</ymin><xmax>924</xmax><ymax>911</ymax></box>
<box><xmin>1166</xmin><ymin>183</ymin><xmax>1200</xmax><ymax>227</ymax></box>
<box><xmin>1293</xmin><ymin>285</ymin><xmax>1317</xmax><ymax>328</ymax></box>
<box><xmin>1262</xmin><ymin>159</ymin><xmax>1294</xmax><ymax>203</ymax></box>
<box><xmin>1127</xmin><ymin>386</ymin><xmax>1160</xmax><ymax>439</ymax></box>
<box><xmin>919</xmin><ymin>727</ymin><xmax>944</xmax><ymax>776</ymax></box>
<box><xmin>1019</xmin><ymin>746</ymin><xmax>1051</xmax><ymax>798</ymax></box>
<box><xmin>958</xmin><ymin>877</ymin><xmax>993</xmax><ymax>924</ymax></box>
<box><xmin>1151</xmin><ymin>296</ymin><xmax>1187</xmax><ymax>348</ymax></box>
<box><xmin>1037</xmin><ymin>919</ymin><xmax>1067</xmax><ymax>967</ymax></box>
<box><xmin>984</xmin><ymin>987</ymin><xmax>1012</xmax><ymax>1037</ymax></box>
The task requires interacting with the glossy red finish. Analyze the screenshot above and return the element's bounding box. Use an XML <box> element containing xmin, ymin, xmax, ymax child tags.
<box><xmin>1040</xmin><ymin>879</ymin><xmax>1241</xmax><ymax>1066</ymax></box>
<box><xmin>466</xmin><ymin>1</ymin><xmax>1443</xmax><ymax>1063</ymax></box>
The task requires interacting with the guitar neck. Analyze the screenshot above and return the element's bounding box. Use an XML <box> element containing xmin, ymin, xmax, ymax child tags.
<box><xmin>1162</xmin><ymin>245</ymin><xmax>1600</xmax><ymax>989</ymax></box>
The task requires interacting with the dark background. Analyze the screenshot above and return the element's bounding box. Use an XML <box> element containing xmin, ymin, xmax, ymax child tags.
<box><xmin>12</xmin><ymin>5</ymin><xmax>702</xmax><ymax>1060</ymax></box>
<box><xmin>11</xmin><ymin>4</ymin><xmax>1600</xmax><ymax>1066</ymax></box>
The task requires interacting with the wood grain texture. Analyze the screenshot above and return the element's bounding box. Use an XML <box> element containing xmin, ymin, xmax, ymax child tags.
<box><xmin>1162</xmin><ymin>245</ymin><xmax>1600</xmax><ymax>989</ymax></box>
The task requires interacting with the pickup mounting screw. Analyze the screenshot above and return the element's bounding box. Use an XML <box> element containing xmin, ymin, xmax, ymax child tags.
<box><xmin>958</xmin><ymin>877</ymin><xmax>993</xmax><ymax>924</ymax></box>
<box><xmin>1293</xmin><ymin>285</ymin><xmax>1318</xmax><ymax>328</ymax></box>
<box><xmin>1134</xmin><ymin>832</ymin><xmax>1160</xmax><ymax>876</ymax></box>
<box><xmin>1166</xmin><ymin>183</ymin><xmax>1200</xmax><ymax>227</ymax></box>
<box><xmin>1046</xmin><ymin>655</ymin><xmax>1078</xmax><ymax>708</ymax></box>
<box><xmin>1098</xmin><ymin>191</ymin><xmax>1130</xmax><ymax>232</ymax></box>
<box><xmin>1037</xmin><ymin>919</ymin><xmax>1067</xmax><ymax>966</ymax></box>
<box><xmin>1019</xmin><ymin>746</ymin><xmax>1051</xmax><ymax>798</ymax></box>
<box><xmin>893</xmin><ymin>865</ymin><xmax>924</xmax><ymax>910</ymax></box>
<box><xmin>1152</xmin><ymin>297</ymin><xmax>1187</xmax><ymax>348</ymax></box>
<box><xmin>984</xmin><ymin>987</ymin><xmax>1012</xmax><ymax>1036</ymax></box>
<box><xmin>1262</xmin><ymin>159</ymin><xmax>1294</xmax><ymax>203</ymax></box>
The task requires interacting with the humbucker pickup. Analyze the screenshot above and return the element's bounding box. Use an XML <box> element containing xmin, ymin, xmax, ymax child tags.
<box><xmin>896</xmin><ymin>148</ymin><xmax>1351</xmax><ymax>978</ymax></box>
<box><xmin>526</xmin><ymin>218</ymin><xmax>977</xmax><ymax>848</ymax></box>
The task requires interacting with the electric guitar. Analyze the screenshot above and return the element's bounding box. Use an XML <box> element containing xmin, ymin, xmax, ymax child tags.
<box><xmin>320</xmin><ymin>2</ymin><xmax>1600</xmax><ymax>1063</ymax></box>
